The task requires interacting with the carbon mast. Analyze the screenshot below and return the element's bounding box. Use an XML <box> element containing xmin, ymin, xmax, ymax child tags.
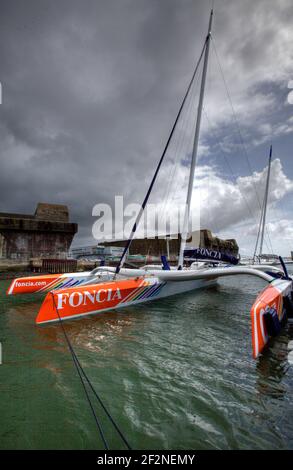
<box><xmin>114</xmin><ymin>13</ymin><xmax>211</xmax><ymax>275</ymax></box>
<box><xmin>178</xmin><ymin>10</ymin><xmax>213</xmax><ymax>268</ymax></box>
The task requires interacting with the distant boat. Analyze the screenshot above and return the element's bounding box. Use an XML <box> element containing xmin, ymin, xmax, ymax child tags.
<box><xmin>240</xmin><ymin>145</ymin><xmax>289</xmax><ymax>270</ymax></box>
<box><xmin>249</xmin><ymin>144</ymin><xmax>280</xmax><ymax>267</ymax></box>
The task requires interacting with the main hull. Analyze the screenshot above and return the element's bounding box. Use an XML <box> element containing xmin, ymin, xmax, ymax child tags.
<box><xmin>36</xmin><ymin>276</ymin><xmax>216</xmax><ymax>325</ymax></box>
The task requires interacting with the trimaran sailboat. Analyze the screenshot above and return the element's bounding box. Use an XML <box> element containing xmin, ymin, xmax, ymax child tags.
<box><xmin>6</xmin><ymin>10</ymin><xmax>293</xmax><ymax>359</ymax></box>
<box><xmin>253</xmin><ymin>145</ymin><xmax>273</xmax><ymax>264</ymax></box>
<box><xmin>241</xmin><ymin>145</ymin><xmax>279</xmax><ymax>270</ymax></box>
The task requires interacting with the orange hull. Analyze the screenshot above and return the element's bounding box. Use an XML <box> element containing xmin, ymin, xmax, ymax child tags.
<box><xmin>6</xmin><ymin>272</ymin><xmax>94</xmax><ymax>295</ymax></box>
<box><xmin>36</xmin><ymin>277</ymin><xmax>164</xmax><ymax>324</ymax></box>
<box><xmin>250</xmin><ymin>279</ymin><xmax>291</xmax><ymax>358</ymax></box>
<box><xmin>7</xmin><ymin>274</ymin><xmax>65</xmax><ymax>295</ymax></box>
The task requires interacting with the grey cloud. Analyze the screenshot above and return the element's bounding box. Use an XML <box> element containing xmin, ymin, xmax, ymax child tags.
<box><xmin>0</xmin><ymin>0</ymin><xmax>292</xmax><ymax>249</ymax></box>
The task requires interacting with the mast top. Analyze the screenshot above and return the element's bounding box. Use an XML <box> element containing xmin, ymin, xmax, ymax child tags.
<box><xmin>208</xmin><ymin>9</ymin><xmax>213</xmax><ymax>36</ymax></box>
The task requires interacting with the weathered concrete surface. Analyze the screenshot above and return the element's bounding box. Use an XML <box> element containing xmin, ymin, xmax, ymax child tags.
<box><xmin>0</xmin><ymin>203</ymin><xmax>78</xmax><ymax>260</ymax></box>
<box><xmin>102</xmin><ymin>229</ymin><xmax>239</xmax><ymax>257</ymax></box>
<box><xmin>34</xmin><ymin>203</ymin><xmax>69</xmax><ymax>222</ymax></box>
<box><xmin>197</xmin><ymin>229</ymin><xmax>239</xmax><ymax>255</ymax></box>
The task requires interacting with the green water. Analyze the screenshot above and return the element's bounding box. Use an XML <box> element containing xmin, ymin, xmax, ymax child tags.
<box><xmin>0</xmin><ymin>274</ymin><xmax>293</xmax><ymax>450</ymax></box>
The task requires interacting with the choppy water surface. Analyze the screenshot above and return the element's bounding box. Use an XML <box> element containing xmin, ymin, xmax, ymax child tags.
<box><xmin>1</xmin><ymin>273</ymin><xmax>293</xmax><ymax>449</ymax></box>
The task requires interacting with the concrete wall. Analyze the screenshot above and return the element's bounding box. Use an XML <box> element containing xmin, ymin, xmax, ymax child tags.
<box><xmin>101</xmin><ymin>229</ymin><xmax>239</xmax><ymax>257</ymax></box>
<box><xmin>1</xmin><ymin>231</ymin><xmax>74</xmax><ymax>259</ymax></box>
<box><xmin>0</xmin><ymin>233</ymin><xmax>6</xmax><ymax>258</ymax></box>
<box><xmin>0</xmin><ymin>203</ymin><xmax>77</xmax><ymax>259</ymax></box>
<box><xmin>34</xmin><ymin>203</ymin><xmax>69</xmax><ymax>222</ymax></box>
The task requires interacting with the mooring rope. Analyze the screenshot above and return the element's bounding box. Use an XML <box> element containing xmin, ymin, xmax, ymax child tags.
<box><xmin>51</xmin><ymin>293</ymin><xmax>132</xmax><ymax>450</ymax></box>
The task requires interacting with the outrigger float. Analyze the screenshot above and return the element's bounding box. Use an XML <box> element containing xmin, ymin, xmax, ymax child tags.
<box><xmin>7</xmin><ymin>10</ymin><xmax>293</xmax><ymax>359</ymax></box>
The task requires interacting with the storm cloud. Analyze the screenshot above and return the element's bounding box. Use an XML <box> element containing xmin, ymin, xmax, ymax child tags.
<box><xmin>0</xmin><ymin>0</ymin><xmax>293</xmax><ymax>254</ymax></box>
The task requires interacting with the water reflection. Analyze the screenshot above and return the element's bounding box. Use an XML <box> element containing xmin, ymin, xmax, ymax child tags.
<box><xmin>255</xmin><ymin>327</ymin><xmax>293</xmax><ymax>398</ymax></box>
<box><xmin>1</xmin><ymin>276</ymin><xmax>293</xmax><ymax>449</ymax></box>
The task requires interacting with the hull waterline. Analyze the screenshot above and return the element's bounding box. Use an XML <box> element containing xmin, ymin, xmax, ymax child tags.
<box><xmin>6</xmin><ymin>264</ymin><xmax>293</xmax><ymax>359</ymax></box>
<box><xmin>36</xmin><ymin>276</ymin><xmax>217</xmax><ymax>325</ymax></box>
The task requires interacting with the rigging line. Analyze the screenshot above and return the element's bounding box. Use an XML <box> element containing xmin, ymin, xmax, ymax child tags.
<box><xmin>255</xmin><ymin>203</ymin><xmax>274</xmax><ymax>257</ymax></box>
<box><xmin>162</xmin><ymin>68</ymin><xmax>201</xmax><ymax>223</ymax></box>
<box><xmin>70</xmin><ymin>351</ymin><xmax>108</xmax><ymax>449</ymax></box>
<box><xmin>115</xmin><ymin>37</ymin><xmax>208</xmax><ymax>275</ymax></box>
<box><xmin>202</xmin><ymin>108</ymin><xmax>272</xmax><ymax>254</ymax></box>
<box><xmin>253</xmin><ymin>195</ymin><xmax>265</xmax><ymax>260</ymax></box>
<box><xmin>203</xmin><ymin>111</ymin><xmax>255</xmax><ymax>219</ymax></box>
<box><xmin>155</xmin><ymin>86</ymin><xmax>195</xmax><ymax>222</ymax></box>
<box><xmin>264</xmin><ymin>225</ymin><xmax>274</xmax><ymax>255</ymax></box>
<box><xmin>51</xmin><ymin>294</ymin><xmax>132</xmax><ymax>450</ymax></box>
<box><xmin>156</xmin><ymin>77</ymin><xmax>197</xmax><ymax>227</ymax></box>
<box><xmin>264</xmin><ymin>184</ymin><xmax>275</xmax><ymax>254</ymax></box>
<box><xmin>211</xmin><ymin>37</ymin><xmax>264</xmax><ymax>212</ymax></box>
<box><xmin>50</xmin><ymin>294</ymin><xmax>108</xmax><ymax>449</ymax></box>
<box><xmin>154</xmin><ymin>50</ymin><xmax>202</xmax><ymax>238</ymax></box>
<box><xmin>172</xmin><ymin>73</ymin><xmax>201</xmax><ymax>199</ymax></box>
<box><xmin>255</xmin><ymin>157</ymin><xmax>275</xmax><ymax>256</ymax></box>
<box><xmin>254</xmin><ymin>205</ymin><xmax>275</xmax><ymax>257</ymax></box>
<box><xmin>260</xmin><ymin>148</ymin><xmax>275</xmax><ymax>255</ymax></box>
<box><xmin>210</xmin><ymin>39</ymin><xmax>275</xmax><ymax>254</ymax></box>
<box><xmin>263</xmin><ymin>208</ymin><xmax>274</xmax><ymax>254</ymax></box>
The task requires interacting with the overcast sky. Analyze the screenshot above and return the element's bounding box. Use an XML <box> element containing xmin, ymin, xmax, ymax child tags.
<box><xmin>0</xmin><ymin>0</ymin><xmax>293</xmax><ymax>255</ymax></box>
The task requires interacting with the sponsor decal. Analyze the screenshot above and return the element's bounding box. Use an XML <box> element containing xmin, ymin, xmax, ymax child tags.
<box><xmin>15</xmin><ymin>280</ymin><xmax>47</xmax><ymax>287</ymax></box>
<box><xmin>57</xmin><ymin>288</ymin><xmax>122</xmax><ymax>309</ymax></box>
<box><xmin>184</xmin><ymin>247</ymin><xmax>238</xmax><ymax>265</ymax></box>
<box><xmin>196</xmin><ymin>248</ymin><xmax>222</xmax><ymax>259</ymax></box>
